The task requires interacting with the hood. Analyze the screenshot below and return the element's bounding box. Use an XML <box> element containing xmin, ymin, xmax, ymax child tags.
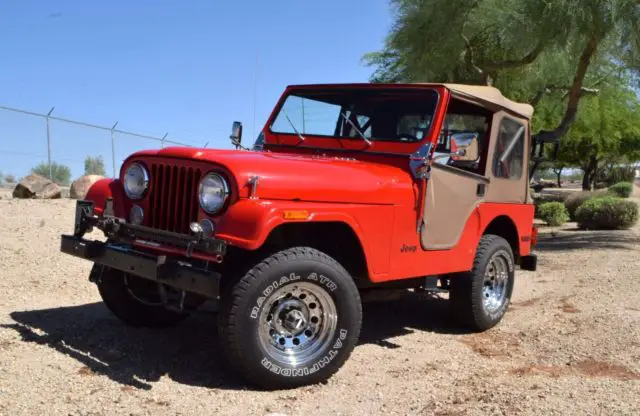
<box><xmin>128</xmin><ymin>147</ymin><xmax>415</xmax><ymax>205</ymax></box>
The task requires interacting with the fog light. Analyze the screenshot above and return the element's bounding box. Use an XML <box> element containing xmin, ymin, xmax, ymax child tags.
<box><xmin>199</xmin><ymin>219</ymin><xmax>215</xmax><ymax>237</ymax></box>
<box><xmin>130</xmin><ymin>205</ymin><xmax>144</xmax><ymax>225</ymax></box>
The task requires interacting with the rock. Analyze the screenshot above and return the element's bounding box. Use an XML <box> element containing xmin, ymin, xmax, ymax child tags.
<box><xmin>70</xmin><ymin>175</ymin><xmax>104</xmax><ymax>199</ymax></box>
<box><xmin>12</xmin><ymin>174</ymin><xmax>61</xmax><ymax>199</ymax></box>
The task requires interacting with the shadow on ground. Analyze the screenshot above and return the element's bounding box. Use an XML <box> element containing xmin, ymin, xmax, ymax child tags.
<box><xmin>536</xmin><ymin>228</ymin><xmax>639</xmax><ymax>252</ymax></box>
<box><xmin>3</xmin><ymin>294</ymin><xmax>465</xmax><ymax>390</ymax></box>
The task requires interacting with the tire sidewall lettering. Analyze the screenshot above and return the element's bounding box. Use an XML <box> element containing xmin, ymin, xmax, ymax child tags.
<box><xmin>250</xmin><ymin>272</ymin><xmax>337</xmax><ymax>319</ymax></box>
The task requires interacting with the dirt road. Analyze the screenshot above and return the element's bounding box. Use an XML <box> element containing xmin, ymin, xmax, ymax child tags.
<box><xmin>1</xmin><ymin>188</ymin><xmax>639</xmax><ymax>415</ymax></box>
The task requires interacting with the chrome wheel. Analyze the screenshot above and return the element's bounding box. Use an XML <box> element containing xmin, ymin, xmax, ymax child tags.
<box><xmin>482</xmin><ymin>250</ymin><xmax>510</xmax><ymax>314</ymax></box>
<box><xmin>258</xmin><ymin>282</ymin><xmax>337</xmax><ymax>367</ymax></box>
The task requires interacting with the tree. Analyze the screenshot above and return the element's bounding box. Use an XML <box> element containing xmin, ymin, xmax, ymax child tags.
<box><xmin>363</xmin><ymin>0</ymin><xmax>640</xmax><ymax>145</ymax></box>
<box><xmin>551</xmin><ymin>81</ymin><xmax>640</xmax><ymax>189</ymax></box>
<box><xmin>31</xmin><ymin>161</ymin><xmax>72</xmax><ymax>186</ymax></box>
<box><xmin>84</xmin><ymin>155</ymin><xmax>106</xmax><ymax>176</ymax></box>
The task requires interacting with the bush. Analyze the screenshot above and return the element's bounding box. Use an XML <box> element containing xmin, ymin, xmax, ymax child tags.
<box><xmin>5</xmin><ymin>174</ymin><xmax>16</xmax><ymax>183</ymax></box>
<box><xmin>31</xmin><ymin>161</ymin><xmax>72</xmax><ymax>186</ymax></box>
<box><xmin>564</xmin><ymin>191</ymin><xmax>606</xmax><ymax>221</ymax></box>
<box><xmin>575</xmin><ymin>196</ymin><xmax>639</xmax><ymax>230</ymax></box>
<box><xmin>533</xmin><ymin>193</ymin><xmax>566</xmax><ymax>218</ymax></box>
<box><xmin>84</xmin><ymin>155</ymin><xmax>106</xmax><ymax>176</ymax></box>
<box><xmin>608</xmin><ymin>182</ymin><xmax>633</xmax><ymax>198</ymax></box>
<box><xmin>537</xmin><ymin>202</ymin><xmax>570</xmax><ymax>226</ymax></box>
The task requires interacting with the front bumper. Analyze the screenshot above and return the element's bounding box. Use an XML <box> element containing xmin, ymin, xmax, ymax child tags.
<box><xmin>60</xmin><ymin>199</ymin><xmax>227</xmax><ymax>298</ymax></box>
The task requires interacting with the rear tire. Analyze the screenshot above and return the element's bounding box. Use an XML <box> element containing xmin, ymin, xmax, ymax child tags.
<box><xmin>95</xmin><ymin>265</ymin><xmax>190</xmax><ymax>328</ymax></box>
<box><xmin>218</xmin><ymin>247</ymin><xmax>362</xmax><ymax>389</ymax></box>
<box><xmin>450</xmin><ymin>234</ymin><xmax>515</xmax><ymax>331</ymax></box>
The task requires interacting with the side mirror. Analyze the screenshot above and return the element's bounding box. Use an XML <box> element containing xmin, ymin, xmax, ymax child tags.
<box><xmin>450</xmin><ymin>133</ymin><xmax>479</xmax><ymax>162</ymax></box>
<box><xmin>230</xmin><ymin>121</ymin><xmax>243</xmax><ymax>149</ymax></box>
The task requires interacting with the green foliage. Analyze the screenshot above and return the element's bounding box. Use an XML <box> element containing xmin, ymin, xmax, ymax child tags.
<box><xmin>601</xmin><ymin>166</ymin><xmax>637</xmax><ymax>186</ymax></box>
<box><xmin>533</xmin><ymin>192</ymin><xmax>566</xmax><ymax>217</ymax></box>
<box><xmin>608</xmin><ymin>182</ymin><xmax>633</xmax><ymax>198</ymax></box>
<box><xmin>538</xmin><ymin>202</ymin><xmax>570</xmax><ymax>226</ymax></box>
<box><xmin>564</xmin><ymin>190</ymin><xmax>606</xmax><ymax>221</ymax></box>
<box><xmin>5</xmin><ymin>174</ymin><xmax>16</xmax><ymax>183</ymax></box>
<box><xmin>557</xmin><ymin>83</ymin><xmax>640</xmax><ymax>189</ymax></box>
<box><xmin>575</xmin><ymin>196</ymin><xmax>639</xmax><ymax>230</ymax></box>
<box><xmin>364</xmin><ymin>0</ymin><xmax>640</xmax><ymax>185</ymax></box>
<box><xmin>31</xmin><ymin>161</ymin><xmax>72</xmax><ymax>186</ymax></box>
<box><xmin>84</xmin><ymin>155</ymin><xmax>106</xmax><ymax>176</ymax></box>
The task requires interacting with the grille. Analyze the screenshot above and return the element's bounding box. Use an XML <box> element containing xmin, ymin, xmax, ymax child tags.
<box><xmin>146</xmin><ymin>164</ymin><xmax>202</xmax><ymax>234</ymax></box>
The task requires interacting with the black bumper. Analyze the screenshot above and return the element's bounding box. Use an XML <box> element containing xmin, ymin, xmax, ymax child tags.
<box><xmin>61</xmin><ymin>235</ymin><xmax>222</xmax><ymax>298</ymax></box>
<box><xmin>60</xmin><ymin>199</ymin><xmax>226</xmax><ymax>298</ymax></box>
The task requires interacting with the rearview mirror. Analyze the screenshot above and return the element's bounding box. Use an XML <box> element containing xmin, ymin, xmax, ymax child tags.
<box><xmin>450</xmin><ymin>133</ymin><xmax>479</xmax><ymax>162</ymax></box>
<box><xmin>230</xmin><ymin>121</ymin><xmax>243</xmax><ymax>149</ymax></box>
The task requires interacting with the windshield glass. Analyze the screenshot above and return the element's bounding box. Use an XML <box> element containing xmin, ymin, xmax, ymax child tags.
<box><xmin>270</xmin><ymin>88</ymin><xmax>439</xmax><ymax>143</ymax></box>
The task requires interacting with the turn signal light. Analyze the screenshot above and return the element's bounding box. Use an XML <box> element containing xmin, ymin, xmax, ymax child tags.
<box><xmin>283</xmin><ymin>210</ymin><xmax>310</xmax><ymax>220</ymax></box>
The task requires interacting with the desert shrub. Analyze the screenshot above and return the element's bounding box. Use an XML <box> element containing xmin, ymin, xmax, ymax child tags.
<box><xmin>564</xmin><ymin>191</ymin><xmax>605</xmax><ymax>221</ymax></box>
<box><xmin>575</xmin><ymin>196</ymin><xmax>639</xmax><ymax>230</ymax></box>
<box><xmin>608</xmin><ymin>182</ymin><xmax>633</xmax><ymax>198</ymax></box>
<box><xmin>538</xmin><ymin>202</ymin><xmax>570</xmax><ymax>226</ymax></box>
<box><xmin>533</xmin><ymin>193</ymin><xmax>566</xmax><ymax>218</ymax></box>
<box><xmin>84</xmin><ymin>155</ymin><xmax>106</xmax><ymax>176</ymax></box>
<box><xmin>5</xmin><ymin>174</ymin><xmax>16</xmax><ymax>183</ymax></box>
<box><xmin>31</xmin><ymin>161</ymin><xmax>71</xmax><ymax>186</ymax></box>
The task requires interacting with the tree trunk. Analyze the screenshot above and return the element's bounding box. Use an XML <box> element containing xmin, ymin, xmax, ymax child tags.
<box><xmin>532</xmin><ymin>32</ymin><xmax>602</xmax><ymax>144</ymax></box>
<box><xmin>582</xmin><ymin>156</ymin><xmax>598</xmax><ymax>190</ymax></box>
<box><xmin>555</xmin><ymin>168</ymin><xmax>563</xmax><ymax>188</ymax></box>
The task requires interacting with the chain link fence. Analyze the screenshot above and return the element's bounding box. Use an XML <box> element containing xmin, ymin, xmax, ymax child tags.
<box><xmin>0</xmin><ymin>104</ymin><xmax>214</xmax><ymax>185</ymax></box>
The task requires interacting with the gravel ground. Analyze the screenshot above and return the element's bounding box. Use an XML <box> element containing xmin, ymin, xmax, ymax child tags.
<box><xmin>0</xmin><ymin>186</ymin><xmax>639</xmax><ymax>416</ymax></box>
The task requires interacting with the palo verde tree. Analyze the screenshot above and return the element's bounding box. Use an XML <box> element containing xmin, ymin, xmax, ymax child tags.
<box><xmin>363</xmin><ymin>0</ymin><xmax>640</xmax><ymax>148</ymax></box>
<box><xmin>555</xmin><ymin>81</ymin><xmax>640</xmax><ymax>190</ymax></box>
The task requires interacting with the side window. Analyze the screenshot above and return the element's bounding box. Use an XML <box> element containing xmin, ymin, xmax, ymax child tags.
<box><xmin>493</xmin><ymin>117</ymin><xmax>525</xmax><ymax>180</ymax></box>
<box><xmin>434</xmin><ymin>113</ymin><xmax>490</xmax><ymax>175</ymax></box>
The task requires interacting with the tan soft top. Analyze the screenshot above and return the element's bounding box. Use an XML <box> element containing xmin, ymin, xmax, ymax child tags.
<box><xmin>439</xmin><ymin>84</ymin><xmax>534</xmax><ymax>119</ymax></box>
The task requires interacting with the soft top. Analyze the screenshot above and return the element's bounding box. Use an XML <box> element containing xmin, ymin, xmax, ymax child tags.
<box><xmin>439</xmin><ymin>83</ymin><xmax>534</xmax><ymax>119</ymax></box>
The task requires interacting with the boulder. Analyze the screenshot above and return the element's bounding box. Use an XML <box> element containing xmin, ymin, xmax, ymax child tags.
<box><xmin>12</xmin><ymin>174</ymin><xmax>61</xmax><ymax>199</ymax></box>
<box><xmin>70</xmin><ymin>175</ymin><xmax>104</xmax><ymax>199</ymax></box>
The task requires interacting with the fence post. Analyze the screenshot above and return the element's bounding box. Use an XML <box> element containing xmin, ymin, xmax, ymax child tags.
<box><xmin>161</xmin><ymin>133</ymin><xmax>168</xmax><ymax>148</ymax></box>
<box><xmin>110</xmin><ymin>121</ymin><xmax>118</xmax><ymax>178</ymax></box>
<box><xmin>45</xmin><ymin>107</ymin><xmax>55</xmax><ymax>180</ymax></box>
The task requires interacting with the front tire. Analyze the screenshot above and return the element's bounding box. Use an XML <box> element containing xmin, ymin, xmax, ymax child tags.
<box><xmin>218</xmin><ymin>247</ymin><xmax>362</xmax><ymax>389</ymax></box>
<box><xmin>95</xmin><ymin>265</ymin><xmax>190</xmax><ymax>328</ymax></box>
<box><xmin>450</xmin><ymin>235</ymin><xmax>515</xmax><ymax>331</ymax></box>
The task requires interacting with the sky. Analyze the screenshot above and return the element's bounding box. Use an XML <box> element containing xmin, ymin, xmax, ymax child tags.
<box><xmin>0</xmin><ymin>0</ymin><xmax>392</xmax><ymax>180</ymax></box>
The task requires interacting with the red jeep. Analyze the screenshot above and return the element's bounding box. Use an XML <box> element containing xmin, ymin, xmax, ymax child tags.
<box><xmin>61</xmin><ymin>83</ymin><xmax>538</xmax><ymax>389</ymax></box>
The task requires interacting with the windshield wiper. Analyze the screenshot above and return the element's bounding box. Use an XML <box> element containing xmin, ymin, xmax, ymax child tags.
<box><xmin>281</xmin><ymin>108</ymin><xmax>306</xmax><ymax>143</ymax></box>
<box><xmin>340</xmin><ymin>112</ymin><xmax>372</xmax><ymax>146</ymax></box>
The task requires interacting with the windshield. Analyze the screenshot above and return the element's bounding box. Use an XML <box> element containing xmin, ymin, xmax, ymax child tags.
<box><xmin>270</xmin><ymin>88</ymin><xmax>439</xmax><ymax>143</ymax></box>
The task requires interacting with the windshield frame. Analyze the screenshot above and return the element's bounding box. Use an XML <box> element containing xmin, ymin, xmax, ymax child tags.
<box><xmin>263</xmin><ymin>84</ymin><xmax>443</xmax><ymax>154</ymax></box>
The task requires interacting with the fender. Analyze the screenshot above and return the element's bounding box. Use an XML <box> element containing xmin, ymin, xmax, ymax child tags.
<box><xmin>213</xmin><ymin>198</ymin><xmax>393</xmax><ymax>276</ymax></box>
<box><xmin>84</xmin><ymin>178</ymin><xmax>129</xmax><ymax>218</ymax></box>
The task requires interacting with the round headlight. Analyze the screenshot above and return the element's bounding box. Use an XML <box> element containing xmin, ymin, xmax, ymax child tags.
<box><xmin>123</xmin><ymin>163</ymin><xmax>149</xmax><ymax>200</ymax></box>
<box><xmin>198</xmin><ymin>173</ymin><xmax>229</xmax><ymax>214</ymax></box>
